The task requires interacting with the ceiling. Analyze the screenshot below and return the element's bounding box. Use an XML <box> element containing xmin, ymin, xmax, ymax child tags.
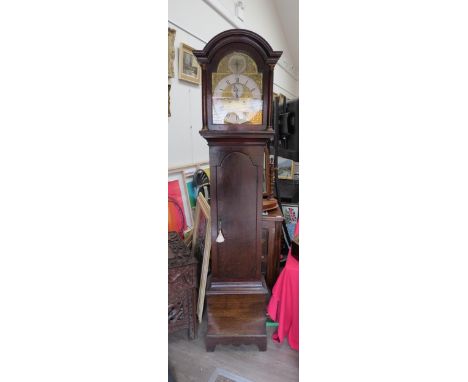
<box><xmin>273</xmin><ymin>0</ymin><xmax>299</xmax><ymax>75</ymax></box>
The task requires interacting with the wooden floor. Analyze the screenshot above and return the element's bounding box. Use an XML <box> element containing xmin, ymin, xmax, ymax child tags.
<box><xmin>168</xmin><ymin>314</ymin><xmax>299</xmax><ymax>382</ymax></box>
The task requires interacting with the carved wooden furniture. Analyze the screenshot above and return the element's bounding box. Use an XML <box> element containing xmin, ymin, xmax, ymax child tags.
<box><xmin>261</xmin><ymin>206</ymin><xmax>284</xmax><ymax>291</ymax></box>
<box><xmin>193</xmin><ymin>29</ymin><xmax>282</xmax><ymax>352</ymax></box>
<box><xmin>168</xmin><ymin>232</ymin><xmax>198</xmax><ymax>339</ymax></box>
<box><xmin>262</xmin><ymin>146</ymin><xmax>279</xmax><ymax>212</ymax></box>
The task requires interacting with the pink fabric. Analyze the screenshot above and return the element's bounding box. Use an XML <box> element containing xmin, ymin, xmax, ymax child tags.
<box><xmin>267</xmin><ymin>221</ymin><xmax>299</xmax><ymax>351</ymax></box>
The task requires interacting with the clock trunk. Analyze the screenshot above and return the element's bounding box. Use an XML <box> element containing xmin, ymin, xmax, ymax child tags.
<box><xmin>202</xmin><ymin>132</ymin><xmax>271</xmax><ymax>352</ymax></box>
<box><xmin>211</xmin><ymin>147</ymin><xmax>261</xmax><ymax>281</ymax></box>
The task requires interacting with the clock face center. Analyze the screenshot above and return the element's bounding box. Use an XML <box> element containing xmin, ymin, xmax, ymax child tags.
<box><xmin>231</xmin><ymin>82</ymin><xmax>244</xmax><ymax>98</ymax></box>
<box><xmin>212</xmin><ymin>73</ymin><xmax>262</xmax><ymax>125</ymax></box>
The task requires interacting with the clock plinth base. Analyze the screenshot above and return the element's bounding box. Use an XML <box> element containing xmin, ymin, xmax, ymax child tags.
<box><xmin>205</xmin><ymin>277</ymin><xmax>268</xmax><ymax>352</ymax></box>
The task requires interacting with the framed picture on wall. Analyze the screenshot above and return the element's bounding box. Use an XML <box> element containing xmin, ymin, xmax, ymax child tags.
<box><xmin>277</xmin><ymin>156</ymin><xmax>295</xmax><ymax>180</ymax></box>
<box><xmin>168</xmin><ymin>171</ymin><xmax>193</xmax><ymax>235</ymax></box>
<box><xmin>185</xmin><ymin>175</ymin><xmax>197</xmax><ymax>210</ymax></box>
<box><xmin>167</xmin><ymin>162</ymin><xmax>210</xmax><ymax>212</ymax></box>
<box><xmin>178</xmin><ymin>43</ymin><xmax>201</xmax><ymax>85</ymax></box>
<box><xmin>168</xmin><ymin>28</ymin><xmax>176</xmax><ymax>78</ymax></box>
<box><xmin>282</xmin><ymin>203</ymin><xmax>298</xmax><ymax>240</ymax></box>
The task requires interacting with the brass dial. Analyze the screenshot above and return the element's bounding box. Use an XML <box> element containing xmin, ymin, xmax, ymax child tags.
<box><xmin>212</xmin><ymin>52</ymin><xmax>263</xmax><ymax>125</ymax></box>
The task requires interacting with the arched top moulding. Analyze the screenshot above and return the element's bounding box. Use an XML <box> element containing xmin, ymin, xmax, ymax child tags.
<box><xmin>192</xmin><ymin>29</ymin><xmax>282</xmax><ymax>66</ymax></box>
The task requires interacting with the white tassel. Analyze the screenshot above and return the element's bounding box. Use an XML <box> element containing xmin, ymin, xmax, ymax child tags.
<box><xmin>216</xmin><ymin>221</ymin><xmax>225</xmax><ymax>243</ymax></box>
<box><xmin>216</xmin><ymin>229</ymin><xmax>225</xmax><ymax>243</ymax></box>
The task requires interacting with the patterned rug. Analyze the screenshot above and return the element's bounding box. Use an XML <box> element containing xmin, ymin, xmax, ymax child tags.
<box><xmin>208</xmin><ymin>368</ymin><xmax>254</xmax><ymax>382</ymax></box>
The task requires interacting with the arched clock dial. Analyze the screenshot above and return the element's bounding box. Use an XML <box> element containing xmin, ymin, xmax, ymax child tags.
<box><xmin>212</xmin><ymin>73</ymin><xmax>262</xmax><ymax>124</ymax></box>
<box><xmin>211</xmin><ymin>51</ymin><xmax>263</xmax><ymax>125</ymax></box>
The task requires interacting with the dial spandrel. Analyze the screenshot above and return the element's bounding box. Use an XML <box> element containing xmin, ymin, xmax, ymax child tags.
<box><xmin>211</xmin><ymin>52</ymin><xmax>263</xmax><ymax>125</ymax></box>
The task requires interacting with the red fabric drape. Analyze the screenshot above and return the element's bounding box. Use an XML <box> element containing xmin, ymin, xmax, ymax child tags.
<box><xmin>267</xmin><ymin>220</ymin><xmax>299</xmax><ymax>350</ymax></box>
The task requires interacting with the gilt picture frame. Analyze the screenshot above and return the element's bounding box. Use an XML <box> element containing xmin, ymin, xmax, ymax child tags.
<box><xmin>277</xmin><ymin>156</ymin><xmax>295</xmax><ymax>180</ymax></box>
<box><xmin>192</xmin><ymin>194</ymin><xmax>211</xmax><ymax>322</ymax></box>
<box><xmin>179</xmin><ymin>43</ymin><xmax>201</xmax><ymax>85</ymax></box>
<box><xmin>168</xmin><ymin>28</ymin><xmax>176</xmax><ymax>78</ymax></box>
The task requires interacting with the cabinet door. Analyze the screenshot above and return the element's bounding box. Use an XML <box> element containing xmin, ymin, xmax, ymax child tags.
<box><xmin>261</xmin><ymin>219</ymin><xmax>282</xmax><ymax>291</ymax></box>
<box><xmin>215</xmin><ymin>151</ymin><xmax>260</xmax><ymax>280</ymax></box>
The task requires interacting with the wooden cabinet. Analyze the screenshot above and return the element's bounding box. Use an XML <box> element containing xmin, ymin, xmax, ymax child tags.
<box><xmin>261</xmin><ymin>206</ymin><xmax>284</xmax><ymax>291</ymax></box>
<box><xmin>168</xmin><ymin>232</ymin><xmax>198</xmax><ymax>340</ymax></box>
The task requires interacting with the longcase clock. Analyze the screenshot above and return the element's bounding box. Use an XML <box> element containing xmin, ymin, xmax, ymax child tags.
<box><xmin>193</xmin><ymin>29</ymin><xmax>282</xmax><ymax>352</ymax></box>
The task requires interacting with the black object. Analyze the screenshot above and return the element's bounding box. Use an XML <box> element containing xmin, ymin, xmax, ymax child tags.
<box><xmin>277</xmin><ymin>178</ymin><xmax>299</xmax><ymax>204</ymax></box>
<box><xmin>192</xmin><ymin>169</ymin><xmax>210</xmax><ymax>202</ymax></box>
<box><xmin>276</xmin><ymin>98</ymin><xmax>299</xmax><ymax>162</ymax></box>
<box><xmin>271</xmin><ymin>97</ymin><xmax>300</xmax><ymax>248</ymax></box>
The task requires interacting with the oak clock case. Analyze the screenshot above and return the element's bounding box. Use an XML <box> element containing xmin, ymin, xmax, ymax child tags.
<box><xmin>193</xmin><ymin>29</ymin><xmax>282</xmax><ymax>352</ymax></box>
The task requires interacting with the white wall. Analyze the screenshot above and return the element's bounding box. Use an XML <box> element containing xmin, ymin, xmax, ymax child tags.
<box><xmin>168</xmin><ymin>0</ymin><xmax>299</xmax><ymax>168</ymax></box>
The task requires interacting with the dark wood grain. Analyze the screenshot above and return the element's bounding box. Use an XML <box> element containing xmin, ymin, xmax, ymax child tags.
<box><xmin>205</xmin><ymin>276</ymin><xmax>268</xmax><ymax>352</ymax></box>
<box><xmin>205</xmin><ymin>137</ymin><xmax>270</xmax><ymax>287</ymax></box>
<box><xmin>261</xmin><ymin>206</ymin><xmax>284</xmax><ymax>290</ymax></box>
<box><xmin>216</xmin><ymin>151</ymin><xmax>257</xmax><ymax>279</ymax></box>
